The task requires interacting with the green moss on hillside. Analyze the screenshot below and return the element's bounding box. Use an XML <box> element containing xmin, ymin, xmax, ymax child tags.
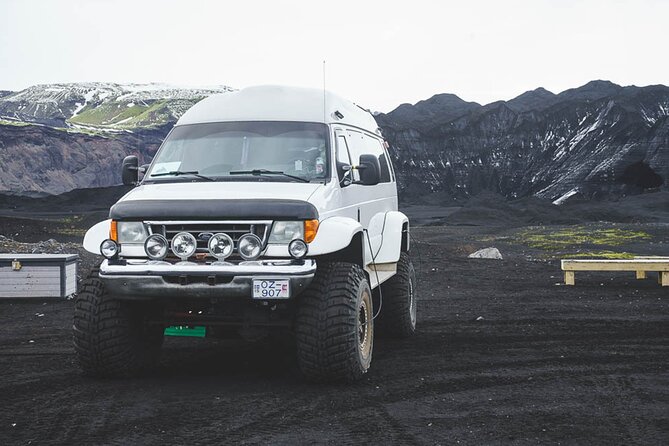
<box><xmin>0</xmin><ymin>119</ymin><xmax>31</xmax><ymax>127</ymax></box>
<box><xmin>67</xmin><ymin>100</ymin><xmax>177</xmax><ymax>129</ymax></box>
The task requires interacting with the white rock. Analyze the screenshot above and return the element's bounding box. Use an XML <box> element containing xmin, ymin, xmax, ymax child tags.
<box><xmin>468</xmin><ymin>247</ymin><xmax>503</xmax><ymax>260</ymax></box>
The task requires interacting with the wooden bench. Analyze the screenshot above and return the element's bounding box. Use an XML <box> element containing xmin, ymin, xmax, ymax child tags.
<box><xmin>561</xmin><ymin>259</ymin><xmax>669</xmax><ymax>287</ymax></box>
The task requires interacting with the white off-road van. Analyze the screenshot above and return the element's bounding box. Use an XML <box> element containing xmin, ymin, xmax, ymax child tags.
<box><xmin>77</xmin><ymin>85</ymin><xmax>416</xmax><ymax>382</ymax></box>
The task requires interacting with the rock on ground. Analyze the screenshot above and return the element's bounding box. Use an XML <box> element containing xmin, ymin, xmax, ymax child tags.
<box><xmin>468</xmin><ymin>247</ymin><xmax>503</xmax><ymax>259</ymax></box>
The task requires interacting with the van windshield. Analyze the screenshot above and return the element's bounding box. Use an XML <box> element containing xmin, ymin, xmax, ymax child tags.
<box><xmin>145</xmin><ymin>121</ymin><xmax>329</xmax><ymax>183</ymax></box>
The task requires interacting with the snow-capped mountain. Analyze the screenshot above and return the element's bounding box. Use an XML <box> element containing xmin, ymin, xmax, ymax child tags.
<box><xmin>0</xmin><ymin>80</ymin><xmax>667</xmax><ymax>200</ymax></box>
<box><xmin>0</xmin><ymin>82</ymin><xmax>234</xmax><ymax>129</ymax></box>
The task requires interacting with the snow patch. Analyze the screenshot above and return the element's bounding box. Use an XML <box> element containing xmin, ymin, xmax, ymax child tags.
<box><xmin>72</xmin><ymin>102</ymin><xmax>85</xmax><ymax>117</ymax></box>
<box><xmin>552</xmin><ymin>188</ymin><xmax>579</xmax><ymax>206</ymax></box>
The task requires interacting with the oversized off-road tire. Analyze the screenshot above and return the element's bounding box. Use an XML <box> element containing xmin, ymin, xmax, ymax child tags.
<box><xmin>377</xmin><ymin>252</ymin><xmax>417</xmax><ymax>338</ymax></box>
<box><xmin>73</xmin><ymin>268</ymin><xmax>164</xmax><ymax>377</ymax></box>
<box><xmin>295</xmin><ymin>262</ymin><xmax>374</xmax><ymax>382</ymax></box>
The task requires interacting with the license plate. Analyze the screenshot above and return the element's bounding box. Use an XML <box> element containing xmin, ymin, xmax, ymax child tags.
<box><xmin>253</xmin><ymin>279</ymin><xmax>290</xmax><ymax>299</ymax></box>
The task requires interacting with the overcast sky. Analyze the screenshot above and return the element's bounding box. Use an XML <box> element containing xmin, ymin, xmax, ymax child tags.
<box><xmin>1</xmin><ymin>0</ymin><xmax>667</xmax><ymax>112</ymax></box>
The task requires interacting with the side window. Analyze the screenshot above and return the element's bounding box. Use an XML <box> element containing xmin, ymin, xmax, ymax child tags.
<box><xmin>336</xmin><ymin>134</ymin><xmax>352</xmax><ymax>165</ymax></box>
<box><xmin>336</xmin><ymin>134</ymin><xmax>355</xmax><ymax>182</ymax></box>
<box><xmin>345</xmin><ymin>130</ymin><xmax>365</xmax><ymax>181</ymax></box>
<box><xmin>383</xmin><ymin>143</ymin><xmax>395</xmax><ymax>181</ymax></box>
<box><xmin>377</xmin><ymin>151</ymin><xmax>392</xmax><ymax>183</ymax></box>
<box><xmin>346</xmin><ymin>129</ymin><xmax>391</xmax><ymax>183</ymax></box>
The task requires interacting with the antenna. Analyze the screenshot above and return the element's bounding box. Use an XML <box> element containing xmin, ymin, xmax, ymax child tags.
<box><xmin>322</xmin><ymin>60</ymin><xmax>326</xmax><ymax>122</ymax></box>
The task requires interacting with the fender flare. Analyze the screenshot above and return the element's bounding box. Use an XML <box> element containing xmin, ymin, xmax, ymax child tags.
<box><xmin>83</xmin><ymin>219</ymin><xmax>111</xmax><ymax>255</ymax></box>
<box><xmin>373</xmin><ymin>211</ymin><xmax>409</xmax><ymax>264</ymax></box>
<box><xmin>308</xmin><ymin>216</ymin><xmax>363</xmax><ymax>256</ymax></box>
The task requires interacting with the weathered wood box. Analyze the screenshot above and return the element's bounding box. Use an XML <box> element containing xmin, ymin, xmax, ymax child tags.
<box><xmin>0</xmin><ymin>254</ymin><xmax>78</xmax><ymax>298</ymax></box>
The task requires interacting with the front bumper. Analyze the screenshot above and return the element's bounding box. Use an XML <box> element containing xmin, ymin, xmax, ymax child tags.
<box><xmin>99</xmin><ymin>259</ymin><xmax>317</xmax><ymax>300</ymax></box>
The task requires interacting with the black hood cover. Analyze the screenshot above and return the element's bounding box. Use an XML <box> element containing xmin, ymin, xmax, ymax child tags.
<box><xmin>109</xmin><ymin>199</ymin><xmax>318</xmax><ymax>220</ymax></box>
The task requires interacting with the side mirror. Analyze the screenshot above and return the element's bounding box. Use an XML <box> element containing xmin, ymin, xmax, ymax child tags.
<box><xmin>357</xmin><ymin>154</ymin><xmax>381</xmax><ymax>186</ymax></box>
<box><xmin>121</xmin><ymin>155</ymin><xmax>139</xmax><ymax>186</ymax></box>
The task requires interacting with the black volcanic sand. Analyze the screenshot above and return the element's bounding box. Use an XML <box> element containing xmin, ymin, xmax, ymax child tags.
<box><xmin>0</xmin><ymin>190</ymin><xmax>668</xmax><ymax>444</ymax></box>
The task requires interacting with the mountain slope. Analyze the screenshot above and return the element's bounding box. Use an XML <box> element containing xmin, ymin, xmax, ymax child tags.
<box><xmin>376</xmin><ymin>81</ymin><xmax>669</xmax><ymax>202</ymax></box>
<box><xmin>0</xmin><ymin>80</ymin><xmax>667</xmax><ymax>201</ymax></box>
<box><xmin>0</xmin><ymin>122</ymin><xmax>164</xmax><ymax>194</ymax></box>
<box><xmin>383</xmin><ymin>93</ymin><xmax>481</xmax><ymax>131</ymax></box>
<box><xmin>0</xmin><ymin>83</ymin><xmax>233</xmax><ymax>130</ymax></box>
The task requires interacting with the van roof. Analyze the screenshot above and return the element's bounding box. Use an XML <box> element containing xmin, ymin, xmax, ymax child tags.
<box><xmin>176</xmin><ymin>85</ymin><xmax>381</xmax><ymax>135</ymax></box>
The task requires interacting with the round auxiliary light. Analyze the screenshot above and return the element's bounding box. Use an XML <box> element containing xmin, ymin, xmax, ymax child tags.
<box><xmin>100</xmin><ymin>239</ymin><xmax>119</xmax><ymax>259</ymax></box>
<box><xmin>208</xmin><ymin>233</ymin><xmax>234</xmax><ymax>260</ymax></box>
<box><xmin>170</xmin><ymin>231</ymin><xmax>197</xmax><ymax>260</ymax></box>
<box><xmin>144</xmin><ymin>234</ymin><xmax>169</xmax><ymax>260</ymax></box>
<box><xmin>288</xmin><ymin>239</ymin><xmax>308</xmax><ymax>259</ymax></box>
<box><xmin>238</xmin><ymin>233</ymin><xmax>263</xmax><ymax>260</ymax></box>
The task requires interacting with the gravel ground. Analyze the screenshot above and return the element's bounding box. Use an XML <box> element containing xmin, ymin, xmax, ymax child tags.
<box><xmin>0</xmin><ymin>219</ymin><xmax>667</xmax><ymax>445</ymax></box>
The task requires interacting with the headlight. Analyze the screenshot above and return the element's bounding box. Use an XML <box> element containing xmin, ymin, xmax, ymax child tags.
<box><xmin>171</xmin><ymin>232</ymin><xmax>197</xmax><ymax>260</ymax></box>
<box><xmin>208</xmin><ymin>233</ymin><xmax>234</xmax><ymax>260</ymax></box>
<box><xmin>144</xmin><ymin>234</ymin><xmax>168</xmax><ymax>260</ymax></box>
<box><xmin>288</xmin><ymin>239</ymin><xmax>308</xmax><ymax>259</ymax></box>
<box><xmin>269</xmin><ymin>221</ymin><xmax>303</xmax><ymax>244</ymax></box>
<box><xmin>117</xmin><ymin>221</ymin><xmax>148</xmax><ymax>244</ymax></box>
<box><xmin>238</xmin><ymin>234</ymin><xmax>263</xmax><ymax>260</ymax></box>
<box><xmin>100</xmin><ymin>239</ymin><xmax>119</xmax><ymax>259</ymax></box>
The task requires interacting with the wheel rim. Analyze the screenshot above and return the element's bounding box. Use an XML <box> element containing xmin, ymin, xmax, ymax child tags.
<box><xmin>409</xmin><ymin>276</ymin><xmax>417</xmax><ymax>327</ymax></box>
<box><xmin>358</xmin><ymin>289</ymin><xmax>373</xmax><ymax>359</ymax></box>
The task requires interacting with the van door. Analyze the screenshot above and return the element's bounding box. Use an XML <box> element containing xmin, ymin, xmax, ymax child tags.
<box><xmin>332</xmin><ymin>129</ymin><xmax>357</xmax><ymax>220</ymax></box>
<box><xmin>336</xmin><ymin>128</ymin><xmax>397</xmax><ymax>263</ymax></box>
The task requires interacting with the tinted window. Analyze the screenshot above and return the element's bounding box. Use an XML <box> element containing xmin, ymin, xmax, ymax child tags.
<box><xmin>146</xmin><ymin>121</ymin><xmax>329</xmax><ymax>182</ymax></box>
<box><xmin>336</xmin><ymin>135</ymin><xmax>352</xmax><ymax>165</ymax></box>
<box><xmin>345</xmin><ymin>129</ymin><xmax>391</xmax><ymax>183</ymax></box>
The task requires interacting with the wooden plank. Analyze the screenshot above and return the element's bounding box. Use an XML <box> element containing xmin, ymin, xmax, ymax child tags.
<box><xmin>2</xmin><ymin>278</ymin><xmax>61</xmax><ymax>286</ymax></box>
<box><xmin>636</xmin><ymin>271</ymin><xmax>647</xmax><ymax>280</ymax></box>
<box><xmin>661</xmin><ymin>272</ymin><xmax>669</xmax><ymax>287</ymax></box>
<box><xmin>1</xmin><ymin>271</ymin><xmax>61</xmax><ymax>278</ymax></box>
<box><xmin>1</xmin><ymin>273</ymin><xmax>61</xmax><ymax>280</ymax></box>
<box><xmin>66</xmin><ymin>276</ymin><xmax>77</xmax><ymax>295</ymax></box>
<box><xmin>0</xmin><ymin>268</ymin><xmax>60</xmax><ymax>277</ymax></box>
<box><xmin>561</xmin><ymin>259</ymin><xmax>669</xmax><ymax>272</ymax></box>
<box><xmin>2</xmin><ymin>283</ymin><xmax>61</xmax><ymax>290</ymax></box>
<box><xmin>3</xmin><ymin>280</ymin><xmax>60</xmax><ymax>287</ymax></box>
<box><xmin>0</xmin><ymin>291</ymin><xmax>60</xmax><ymax>298</ymax></box>
<box><xmin>4</xmin><ymin>285</ymin><xmax>61</xmax><ymax>292</ymax></box>
<box><xmin>564</xmin><ymin>271</ymin><xmax>575</xmax><ymax>286</ymax></box>
<box><xmin>0</xmin><ymin>265</ymin><xmax>62</xmax><ymax>271</ymax></box>
<box><xmin>0</xmin><ymin>254</ymin><xmax>78</xmax><ymax>261</ymax></box>
<box><xmin>65</xmin><ymin>263</ymin><xmax>77</xmax><ymax>296</ymax></box>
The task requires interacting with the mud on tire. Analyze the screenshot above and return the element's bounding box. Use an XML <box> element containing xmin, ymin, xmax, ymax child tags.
<box><xmin>377</xmin><ymin>252</ymin><xmax>417</xmax><ymax>338</ymax></box>
<box><xmin>295</xmin><ymin>261</ymin><xmax>374</xmax><ymax>382</ymax></box>
<box><xmin>73</xmin><ymin>268</ymin><xmax>164</xmax><ymax>377</ymax></box>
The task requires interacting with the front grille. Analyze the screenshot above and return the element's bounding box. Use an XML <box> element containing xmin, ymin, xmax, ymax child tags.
<box><xmin>146</xmin><ymin>220</ymin><xmax>271</xmax><ymax>260</ymax></box>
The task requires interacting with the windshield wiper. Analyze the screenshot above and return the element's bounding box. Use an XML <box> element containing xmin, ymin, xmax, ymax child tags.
<box><xmin>229</xmin><ymin>169</ymin><xmax>310</xmax><ymax>183</ymax></box>
<box><xmin>149</xmin><ymin>170</ymin><xmax>215</xmax><ymax>182</ymax></box>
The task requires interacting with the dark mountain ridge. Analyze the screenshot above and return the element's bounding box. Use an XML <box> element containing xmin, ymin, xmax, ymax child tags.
<box><xmin>376</xmin><ymin>80</ymin><xmax>669</xmax><ymax>203</ymax></box>
<box><xmin>0</xmin><ymin>80</ymin><xmax>667</xmax><ymax>203</ymax></box>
